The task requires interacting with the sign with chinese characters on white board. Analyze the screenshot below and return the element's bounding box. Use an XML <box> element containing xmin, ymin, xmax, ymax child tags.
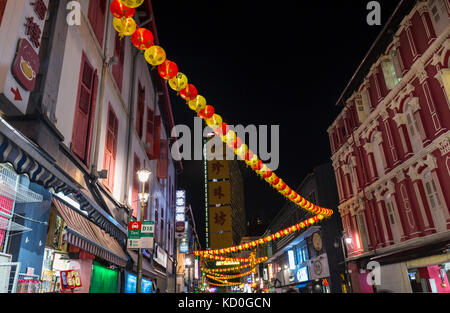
<box><xmin>0</xmin><ymin>0</ymin><xmax>49</xmax><ymax>115</ymax></box>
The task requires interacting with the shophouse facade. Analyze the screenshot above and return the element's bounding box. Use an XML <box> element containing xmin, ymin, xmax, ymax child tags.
<box><xmin>328</xmin><ymin>0</ymin><xmax>450</xmax><ymax>293</ymax></box>
<box><xmin>0</xmin><ymin>0</ymin><xmax>181</xmax><ymax>293</ymax></box>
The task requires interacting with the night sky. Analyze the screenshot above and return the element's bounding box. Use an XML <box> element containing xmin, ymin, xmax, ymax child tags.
<box><xmin>151</xmin><ymin>0</ymin><xmax>401</xmax><ymax>249</ymax></box>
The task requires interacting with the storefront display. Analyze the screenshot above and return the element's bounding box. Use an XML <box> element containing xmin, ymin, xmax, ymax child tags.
<box><xmin>124</xmin><ymin>271</ymin><xmax>152</xmax><ymax>293</ymax></box>
<box><xmin>89</xmin><ymin>260</ymin><xmax>119</xmax><ymax>293</ymax></box>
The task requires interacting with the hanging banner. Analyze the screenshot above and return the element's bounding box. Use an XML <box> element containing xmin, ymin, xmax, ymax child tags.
<box><xmin>207</xmin><ymin>160</ymin><xmax>229</xmax><ymax>180</ymax></box>
<box><xmin>60</xmin><ymin>270</ymin><xmax>82</xmax><ymax>290</ymax></box>
<box><xmin>209</xmin><ymin>206</ymin><xmax>232</xmax><ymax>234</ymax></box>
<box><xmin>209</xmin><ymin>231</ymin><xmax>233</xmax><ymax>250</ymax></box>
<box><xmin>208</xmin><ymin>181</ymin><xmax>230</xmax><ymax>205</ymax></box>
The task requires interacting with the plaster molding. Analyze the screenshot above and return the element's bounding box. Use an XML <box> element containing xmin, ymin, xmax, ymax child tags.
<box><xmin>393</xmin><ymin>112</ymin><xmax>407</xmax><ymax>127</ymax></box>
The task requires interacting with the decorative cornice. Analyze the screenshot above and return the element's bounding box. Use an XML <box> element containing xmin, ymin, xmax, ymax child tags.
<box><xmin>393</xmin><ymin>112</ymin><xmax>407</xmax><ymax>127</ymax></box>
<box><xmin>436</xmin><ymin>134</ymin><xmax>450</xmax><ymax>156</ymax></box>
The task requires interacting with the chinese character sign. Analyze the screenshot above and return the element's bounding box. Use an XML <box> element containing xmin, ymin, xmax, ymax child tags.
<box><xmin>208</xmin><ymin>181</ymin><xmax>230</xmax><ymax>205</ymax></box>
<box><xmin>207</xmin><ymin>160</ymin><xmax>229</xmax><ymax>180</ymax></box>
<box><xmin>209</xmin><ymin>206</ymin><xmax>232</xmax><ymax>234</ymax></box>
<box><xmin>209</xmin><ymin>231</ymin><xmax>233</xmax><ymax>250</ymax></box>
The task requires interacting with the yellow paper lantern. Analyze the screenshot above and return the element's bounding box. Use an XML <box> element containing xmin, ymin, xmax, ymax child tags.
<box><xmin>206</xmin><ymin>114</ymin><xmax>222</xmax><ymax>129</ymax></box>
<box><xmin>144</xmin><ymin>45</ymin><xmax>166</xmax><ymax>66</ymax></box>
<box><xmin>168</xmin><ymin>72</ymin><xmax>188</xmax><ymax>91</ymax></box>
<box><xmin>236</xmin><ymin>144</ymin><xmax>248</xmax><ymax>160</ymax></box>
<box><xmin>223</xmin><ymin>130</ymin><xmax>236</xmax><ymax>145</ymax></box>
<box><xmin>113</xmin><ymin>17</ymin><xmax>137</xmax><ymax>38</ymax></box>
<box><xmin>120</xmin><ymin>0</ymin><xmax>144</xmax><ymax>8</ymax></box>
<box><xmin>188</xmin><ymin>95</ymin><xmax>207</xmax><ymax>112</ymax></box>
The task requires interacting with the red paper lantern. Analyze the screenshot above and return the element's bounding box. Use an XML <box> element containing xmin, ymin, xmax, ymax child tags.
<box><xmin>233</xmin><ymin>137</ymin><xmax>243</xmax><ymax>149</ymax></box>
<box><xmin>110</xmin><ymin>0</ymin><xmax>136</xmax><ymax>18</ymax></box>
<box><xmin>158</xmin><ymin>60</ymin><xmax>178</xmax><ymax>80</ymax></box>
<box><xmin>180</xmin><ymin>84</ymin><xmax>198</xmax><ymax>101</ymax></box>
<box><xmin>263</xmin><ymin>170</ymin><xmax>272</xmax><ymax>179</ymax></box>
<box><xmin>131</xmin><ymin>27</ymin><xmax>154</xmax><ymax>50</ymax></box>
<box><xmin>244</xmin><ymin>150</ymin><xmax>254</xmax><ymax>161</ymax></box>
<box><xmin>198</xmin><ymin>105</ymin><xmax>215</xmax><ymax>119</ymax></box>
<box><xmin>214</xmin><ymin>122</ymin><xmax>229</xmax><ymax>137</ymax></box>
<box><xmin>272</xmin><ymin>177</ymin><xmax>280</xmax><ymax>185</ymax></box>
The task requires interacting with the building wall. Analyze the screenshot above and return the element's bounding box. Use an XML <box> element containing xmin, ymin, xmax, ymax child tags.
<box><xmin>328</xmin><ymin>1</ymin><xmax>450</xmax><ymax>260</ymax></box>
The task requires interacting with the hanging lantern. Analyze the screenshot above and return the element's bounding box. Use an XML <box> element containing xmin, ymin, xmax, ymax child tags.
<box><xmin>271</xmin><ymin>177</ymin><xmax>280</xmax><ymax>186</ymax></box>
<box><xmin>188</xmin><ymin>95</ymin><xmax>206</xmax><ymax>112</ymax></box>
<box><xmin>206</xmin><ymin>114</ymin><xmax>223</xmax><ymax>129</ymax></box>
<box><xmin>144</xmin><ymin>45</ymin><xmax>166</xmax><ymax>66</ymax></box>
<box><xmin>198</xmin><ymin>105</ymin><xmax>215</xmax><ymax>119</ymax></box>
<box><xmin>158</xmin><ymin>60</ymin><xmax>178</xmax><ymax>80</ymax></box>
<box><xmin>232</xmin><ymin>136</ymin><xmax>243</xmax><ymax>149</ymax></box>
<box><xmin>131</xmin><ymin>27</ymin><xmax>154</xmax><ymax>50</ymax></box>
<box><xmin>168</xmin><ymin>72</ymin><xmax>188</xmax><ymax>91</ymax></box>
<box><xmin>236</xmin><ymin>144</ymin><xmax>248</xmax><ymax>160</ymax></box>
<box><xmin>110</xmin><ymin>0</ymin><xmax>136</xmax><ymax>18</ymax></box>
<box><xmin>214</xmin><ymin>122</ymin><xmax>229</xmax><ymax>137</ymax></box>
<box><xmin>113</xmin><ymin>17</ymin><xmax>137</xmax><ymax>38</ymax></box>
<box><xmin>120</xmin><ymin>0</ymin><xmax>144</xmax><ymax>8</ymax></box>
<box><xmin>180</xmin><ymin>84</ymin><xmax>198</xmax><ymax>101</ymax></box>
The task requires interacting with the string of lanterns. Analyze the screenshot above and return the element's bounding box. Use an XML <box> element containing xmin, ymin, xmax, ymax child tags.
<box><xmin>109</xmin><ymin>0</ymin><xmax>333</xmax><ymax>222</ymax></box>
<box><xmin>201</xmin><ymin>257</ymin><xmax>268</xmax><ymax>274</ymax></box>
<box><xmin>206</xmin><ymin>268</ymin><xmax>256</xmax><ymax>280</ymax></box>
<box><xmin>109</xmin><ymin>0</ymin><xmax>335</xmax><ymax>275</ymax></box>
<box><xmin>208</xmin><ymin>281</ymin><xmax>242</xmax><ymax>287</ymax></box>
<box><xmin>195</xmin><ymin>215</ymin><xmax>324</xmax><ymax>257</ymax></box>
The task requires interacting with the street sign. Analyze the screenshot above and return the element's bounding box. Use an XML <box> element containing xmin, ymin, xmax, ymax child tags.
<box><xmin>127</xmin><ymin>221</ymin><xmax>154</xmax><ymax>249</ymax></box>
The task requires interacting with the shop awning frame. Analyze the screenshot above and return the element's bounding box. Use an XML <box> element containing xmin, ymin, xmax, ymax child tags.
<box><xmin>52</xmin><ymin>197</ymin><xmax>128</xmax><ymax>268</ymax></box>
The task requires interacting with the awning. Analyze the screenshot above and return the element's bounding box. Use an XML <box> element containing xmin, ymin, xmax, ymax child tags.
<box><xmin>52</xmin><ymin>197</ymin><xmax>128</xmax><ymax>268</ymax></box>
<box><xmin>0</xmin><ymin>120</ymin><xmax>78</xmax><ymax>195</ymax></box>
<box><xmin>72</xmin><ymin>186</ymin><xmax>127</xmax><ymax>245</ymax></box>
<box><xmin>127</xmin><ymin>249</ymin><xmax>167</xmax><ymax>279</ymax></box>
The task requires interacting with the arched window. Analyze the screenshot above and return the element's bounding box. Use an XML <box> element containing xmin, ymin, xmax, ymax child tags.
<box><xmin>381</xmin><ymin>55</ymin><xmax>401</xmax><ymax>90</ymax></box>
<box><xmin>404</xmin><ymin>103</ymin><xmax>423</xmax><ymax>153</ymax></box>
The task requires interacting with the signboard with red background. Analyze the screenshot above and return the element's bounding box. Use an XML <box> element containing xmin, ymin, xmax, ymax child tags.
<box><xmin>60</xmin><ymin>270</ymin><xmax>82</xmax><ymax>290</ymax></box>
<box><xmin>0</xmin><ymin>0</ymin><xmax>48</xmax><ymax>115</ymax></box>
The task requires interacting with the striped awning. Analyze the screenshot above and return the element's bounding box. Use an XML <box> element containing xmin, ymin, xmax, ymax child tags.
<box><xmin>53</xmin><ymin>197</ymin><xmax>128</xmax><ymax>268</ymax></box>
<box><xmin>72</xmin><ymin>190</ymin><xmax>127</xmax><ymax>244</ymax></box>
<box><xmin>0</xmin><ymin>132</ymin><xmax>77</xmax><ymax>195</ymax></box>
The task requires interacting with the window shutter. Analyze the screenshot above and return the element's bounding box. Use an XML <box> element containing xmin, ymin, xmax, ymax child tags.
<box><xmin>146</xmin><ymin>108</ymin><xmax>154</xmax><ymax>157</ymax></box>
<box><xmin>151</xmin><ymin>116</ymin><xmax>161</xmax><ymax>160</ymax></box>
<box><xmin>131</xmin><ymin>154</ymin><xmax>140</xmax><ymax>218</ymax></box>
<box><xmin>72</xmin><ymin>54</ymin><xmax>97</xmax><ymax>165</ymax></box>
<box><xmin>0</xmin><ymin>0</ymin><xmax>7</xmax><ymax>26</ymax></box>
<box><xmin>136</xmin><ymin>83</ymin><xmax>145</xmax><ymax>138</ymax></box>
<box><xmin>88</xmin><ymin>0</ymin><xmax>106</xmax><ymax>47</ymax></box>
<box><xmin>112</xmin><ymin>33</ymin><xmax>125</xmax><ymax>91</ymax></box>
<box><xmin>157</xmin><ymin>139</ymin><xmax>168</xmax><ymax>179</ymax></box>
<box><xmin>103</xmin><ymin>106</ymin><xmax>118</xmax><ymax>192</ymax></box>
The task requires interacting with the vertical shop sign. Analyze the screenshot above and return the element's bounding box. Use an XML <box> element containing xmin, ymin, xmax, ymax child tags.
<box><xmin>0</xmin><ymin>0</ymin><xmax>49</xmax><ymax>114</ymax></box>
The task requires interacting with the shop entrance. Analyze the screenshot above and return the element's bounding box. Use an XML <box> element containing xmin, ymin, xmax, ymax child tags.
<box><xmin>408</xmin><ymin>262</ymin><xmax>450</xmax><ymax>293</ymax></box>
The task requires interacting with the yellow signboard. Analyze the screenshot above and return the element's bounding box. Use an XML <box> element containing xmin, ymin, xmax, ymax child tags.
<box><xmin>209</xmin><ymin>231</ymin><xmax>233</xmax><ymax>250</ymax></box>
<box><xmin>208</xmin><ymin>181</ymin><xmax>231</xmax><ymax>205</ymax></box>
<box><xmin>209</xmin><ymin>206</ymin><xmax>232</xmax><ymax>234</ymax></box>
<box><xmin>208</xmin><ymin>160</ymin><xmax>229</xmax><ymax>180</ymax></box>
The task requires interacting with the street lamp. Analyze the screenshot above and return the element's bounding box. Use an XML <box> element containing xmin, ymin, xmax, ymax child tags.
<box><xmin>136</xmin><ymin>168</ymin><xmax>151</xmax><ymax>293</ymax></box>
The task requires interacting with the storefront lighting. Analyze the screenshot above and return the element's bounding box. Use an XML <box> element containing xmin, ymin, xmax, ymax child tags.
<box><xmin>288</xmin><ymin>250</ymin><xmax>296</xmax><ymax>270</ymax></box>
<box><xmin>185</xmin><ymin>258</ymin><xmax>192</xmax><ymax>266</ymax></box>
<box><xmin>283</xmin><ymin>264</ymin><xmax>288</xmax><ymax>270</ymax></box>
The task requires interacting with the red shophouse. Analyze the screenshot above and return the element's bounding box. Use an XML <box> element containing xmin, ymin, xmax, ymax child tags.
<box><xmin>328</xmin><ymin>0</ymin><xmax>450</xmax><ymax>293</ymax></box>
